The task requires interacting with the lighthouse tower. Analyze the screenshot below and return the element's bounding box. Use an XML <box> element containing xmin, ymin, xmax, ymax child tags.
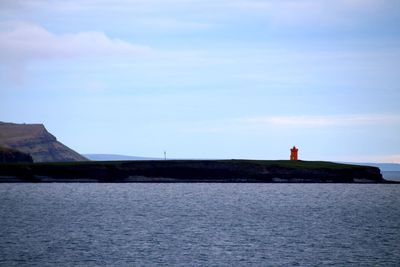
<box><xmin>290</xmin><ymin>146</ymin><xmax>298</xmax><ymax>160</ymax></box>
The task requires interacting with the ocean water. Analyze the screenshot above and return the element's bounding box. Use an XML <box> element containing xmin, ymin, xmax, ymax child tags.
<box><xmin>0</xmin><ymin>184</ymin><xmax>399</xmax><ymax>266</ymax></box>
<box><xmin>383</xmin><ymin>171</ymin><xmax>400</xmax><ymax>182</ymax></box>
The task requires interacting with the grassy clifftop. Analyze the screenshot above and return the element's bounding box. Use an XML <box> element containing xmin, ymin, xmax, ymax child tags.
<box><xmin>29</xmin><ymin>159</ymin><xmax>366</xmax><ymax>168</ymax></box>
<box><xmin>227</xmin><ymin>160</ymin><xmax>368</xmax><ymax>169</ymax></box>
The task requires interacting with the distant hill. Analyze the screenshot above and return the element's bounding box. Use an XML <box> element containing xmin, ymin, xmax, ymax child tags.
<box><xmin>84</xmin><ymin>154</ymin><xmax>161</xmax><ymax>161</ymax></box>
<box><xmin>0</xmin><ymin>146</ymin><xmax>33</xmax><ymax>163</ymax></box>
<box><xmin>0</xmin><ymin>122</ymin><xmax>87</xmax><ymax>162</ymax></box>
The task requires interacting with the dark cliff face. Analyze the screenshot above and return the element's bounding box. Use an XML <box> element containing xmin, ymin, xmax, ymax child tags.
<box><xmin>0</xmin><ymin>122</ymin><xmax>87</xmax><ymax>162</ymax></box>
<box><xmin>0</xmin><ymin>160</ymin><xmax>386</xmax><ymax>183</ymax></box>
<box><xmin>109</xmin><ymin>160</ymin><xmax>384</xmax><ymax>183</ymax></box>
<box><xmin>0</xmin><ymin>146</ymin><xmax>33</xmax><ymax>163</ymax></box>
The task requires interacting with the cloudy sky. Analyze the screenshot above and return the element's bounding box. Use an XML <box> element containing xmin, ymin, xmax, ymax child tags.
<box><xmin>1</xmin><ymin>0</ymin><xmax>400</xmax><ymax>162</ymax></box>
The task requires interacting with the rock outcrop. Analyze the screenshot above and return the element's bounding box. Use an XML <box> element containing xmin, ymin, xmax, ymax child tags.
<box><xmin>0</xmin><ymin>122</ymin><xmax>87</xmax><ymax>162</ymax></box>
<box><xmin>0</xmin><ymin>146</ymin><xmax>33</xmax><ymax>163</ymax></box>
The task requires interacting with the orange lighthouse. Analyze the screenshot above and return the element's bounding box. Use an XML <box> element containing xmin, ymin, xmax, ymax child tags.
<box><xmin>290</xmin><ymin>146</ymin><xmax>298</xmax><ymax>160</ymax></box>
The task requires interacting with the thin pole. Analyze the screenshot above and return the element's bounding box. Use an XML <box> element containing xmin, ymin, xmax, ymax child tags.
<box><xmin>164</xmin><ymin>151</ymin><xmax>166</xmax><ymax>160</ymax></box>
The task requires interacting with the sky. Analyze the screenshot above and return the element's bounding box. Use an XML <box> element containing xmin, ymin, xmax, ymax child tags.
<box><xmin>1</xmin><ymin>0</ymin><xmax>400</xmax><ymax>162</ymax></box>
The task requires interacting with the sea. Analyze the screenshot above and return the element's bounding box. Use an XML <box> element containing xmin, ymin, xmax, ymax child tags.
<box><xmin>0</xmin><ymin>182</ymin><xmax>399</xmax><ymax>266</ymax></box>
<box><xmin>382</xmin><ymin>171</ymin><xmax>400</xmax><ymax>182</ymax></box>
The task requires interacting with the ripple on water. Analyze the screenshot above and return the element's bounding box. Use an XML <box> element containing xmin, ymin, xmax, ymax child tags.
<box><xmin>0</xmin><ymin>183</ymin><xmax>399</xmax><ymax>266</ymax></box>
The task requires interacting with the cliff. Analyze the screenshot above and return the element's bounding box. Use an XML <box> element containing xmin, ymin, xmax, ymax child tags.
<box><xmin>0</xmin><ymin>146</ymin><xmax>33</xmax><ymax>163</ymax></box>
<box><xmin>0</xmin><ymin>160</ymin><xmax>389</xmax><ymax>183</ymax></box>
<box><xmin>0</xmin><ymin>122</ymin><xmax>87</xmax><ymax>162</ymax></box>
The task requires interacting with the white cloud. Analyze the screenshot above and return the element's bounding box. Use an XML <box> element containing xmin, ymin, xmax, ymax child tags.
<box><xmin>179</xmin><ymin>114</ymin><xmax>400</xmax><ymax>135</ymax></box>
<box><xmin>1</xmin><ymin>0</ymin><xmax>389</xmax><ymax>29</ymax></box>
<box><xmin>244</xmin><ymin>114</ymin><xmax>400</xmax><ymax>127</ymax></box>
<box><xmin>86</xmin><ymin>80</ymin><xmax>108</xmax><ymax>92</ymax></box>
<box><xmin>227</xmin><ymin>0</ymin><xmax>388</xmax><ymax>27</ymax></box>
<box><xmin>340</xmin><ymin>154</ymin><xmax>400</xmax><ymax>163</ymax></box>
<box><xmin>0</xmin><ymin>22</ymin><xmax>152</xmax><ymax>62</ymax></box>
<box><xmin>137</xmin><ymin>18</ymin><xmax>210</xmax><ymax>31</ymax></box>
<box><xmin>0</xmin><ymin>22</ymin><xmax>154</xmax><ymax>85</ymax></box>
<box><xmin>0</xmin><ymin>0</ymin><xmax>394</xmax><ymax>44</ymax></box>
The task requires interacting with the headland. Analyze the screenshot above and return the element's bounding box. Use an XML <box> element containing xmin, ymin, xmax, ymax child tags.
<box><xmin>0</xmin><ymin>159</ymin><xmax>393</xmax><ymax>183</ymax></box>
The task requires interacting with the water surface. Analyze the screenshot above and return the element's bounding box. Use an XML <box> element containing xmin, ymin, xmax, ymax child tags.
<box><xmin>383</xmin><ymin>171</ymin><xmax>400</xmax><ymax>181</ymax></box>
<box><xmin>0</xmin><ymin>184</ymin><xmax>399</xmax><ymax>266</ymax></box>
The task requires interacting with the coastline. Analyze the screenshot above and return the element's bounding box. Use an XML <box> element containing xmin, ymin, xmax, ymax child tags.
<box><xmin>0</xmin><ymin>159</ymin><xmax>394</xmax><ymax>183</ymax></box>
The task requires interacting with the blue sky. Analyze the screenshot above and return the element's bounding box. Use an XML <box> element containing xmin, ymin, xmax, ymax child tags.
<box><xmin>1</xmin><ymin>0</ymin><xmax>400</xmax><ymax>162</ymax></box>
